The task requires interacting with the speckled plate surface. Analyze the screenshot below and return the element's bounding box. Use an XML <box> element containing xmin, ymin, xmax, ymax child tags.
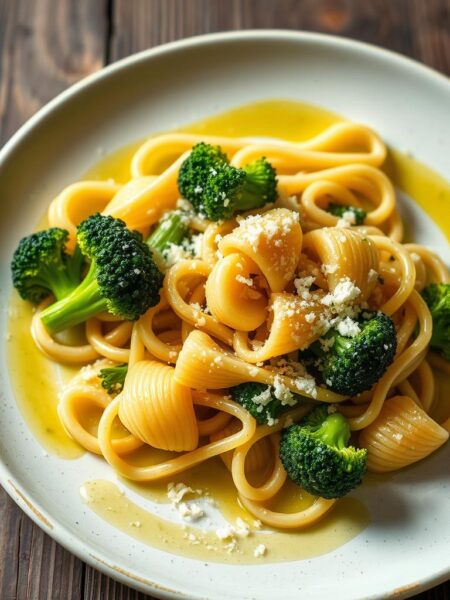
<box><xmin>0</xmin><ymin>31</ymin><xmax>449</xmax><ymax>600</ymax></box>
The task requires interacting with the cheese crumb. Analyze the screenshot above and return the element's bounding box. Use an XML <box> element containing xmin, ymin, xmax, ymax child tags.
<box><xmin>216</xmin><ymin>525</ymin><xmax>235</xmax><ymax>540</ymax></box>
<box><xmin>273</xmin><ymin>375</ymin><xmax>296</xmax><ymax>406</ymax></box>
<box><xmin>336</xmin><ymin>316</ymin><xmax>361</xmax><ymax>338</ymax></box>
<box><xmin>254</xmin><ymin>544</ymin><xmax>267</xmax><ymax>558</ymax></box>
<box><xmin>321</xmin><ymin>277</ymin><xmax>361</xmax><ymax>307</ymax></box>
<box><xmin>236</xmin><ymin>274</ymin><xmax>253</xmax><ymax>287</ymax></box>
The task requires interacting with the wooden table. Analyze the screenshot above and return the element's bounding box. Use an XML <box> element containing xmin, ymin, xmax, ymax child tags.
<box><xmin>0</xmin><ymin>1</ymin><xmax>449</xmax><ymax>598</ymax></box>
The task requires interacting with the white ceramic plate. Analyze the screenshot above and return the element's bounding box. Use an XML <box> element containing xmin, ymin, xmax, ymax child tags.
<box><xmin>0</xmin><ymin>31</ymin><xmax>449</xmax><ymax>600</ymax></box>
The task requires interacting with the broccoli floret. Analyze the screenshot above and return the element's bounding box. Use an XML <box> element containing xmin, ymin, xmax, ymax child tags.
<box><xmin>280</xmin><ymin>405</ymin><xmax>367</xmax><ymax>499</ymax></box>
<box><xmin>99</xmin><ymin>364</ymin><xmax>128</xmax><ymax>395</ymax></box>
<box><xmin>146</xmin><ymin>210</ymin><xmax>190</xmax><ymax>255</ymax></box>
<box><xmin>231</xmin><ymin>383</ymin><xmax>285</xmax><ymax>425</ymax></box>
<box><xmin>328</xmin><ymin>204</ymin><xmax>367</xmax><ymax>225</ymax></box>
<box><xmin>422</xmin><ymin>283</ymin><xmax>450</xmax><ymax>360</ymax></box>
<box><xmin>178</xmin><ymin>143</ymin><xmax>277</xmax><ymax>221</ymax></box>
<box><xmin>11</xmin><ymin>228</ymin><xmax>83</xmax><ymax>304</ymax></box>
<box><xmin>303</xmin><ymin>311</ymin><xmax>396</xmax><ymax>396</ymax></box>
<box><xmin>39</xmin><ymin>214</ymin><xmax>163</xmax><ymax>333</ymax></box>
<box><xmin>231</xmin><ymin>383</ymin><xmax>309</xmax><ymax>425</ymax></box>
<box><xmin>178</xmin><ymin>142</ymin><xmax>228</xmax><ymax>208</ymax></box>
<box><xmin>202</xmin><ymin>158</ymin><xmax>277</xmax><ymax>221</ymax></box>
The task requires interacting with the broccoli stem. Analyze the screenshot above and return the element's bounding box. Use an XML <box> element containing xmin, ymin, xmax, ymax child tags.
<box><xmin>47</xmin><ymin>245</ymin><xmax>84</xmax><ymax>300</ymax></box>
<box><xmin>40</xmin><ymin>262</ymin><xmax>107</xmax><ymax>333</ymax></box>
<box><xmin>311</xmin><ymin>412</ymin><xmax>351</xmax><ymax>449</ymax></box>
<box><xmin>147</xmin><ymin>212</ymin><xmax>189</xmax><ymax>254</ymax></box>
<box><xmin>33</xmin><ymin>265</ymin><xmax>80</xmax><ymax>302</ymax></box>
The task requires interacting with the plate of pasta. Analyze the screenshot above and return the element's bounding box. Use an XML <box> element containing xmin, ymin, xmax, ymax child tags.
<box><xmin>0</xmin><ymin>30</ymin><xmax>449</xmax><ymax>600</ymax></box>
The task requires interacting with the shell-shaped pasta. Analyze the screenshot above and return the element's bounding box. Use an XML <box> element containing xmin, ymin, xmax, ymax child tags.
<box><xmin>210</xmin><ymin>420</ymin><xmax>272</xmax><ymax>473</ymax></box>
<box><xmin>174</xmin><ymin>330</ymin><xmax>345</xmax><ymax>403</ymax></box>
<box><xmin>359</xmin><ymin>395</ymin><xmax>449</xmax><ymax>473</ymax></box>
<box><xmin>118</xmin><ymin>361</ymin><xmax>198</xmax><ymax>452</ymax></box>
<box><xmin>219</xmin><ymin>208</ymin><xmax>302</xmax><ymax>292</ymax></box>
<box><xmin>303</xmin><ymin>227</ymin><xmax>379</xmax><ymax>301</ymax></box>
<box><xmin>233</xmin><ymin>292</ymin><xmax>324</xmax><ymax>363</ymax></box>
<box><xmin>205</xmin><ymin>253</ymin><xmax>268</xmax><ymax>331</ymax></box>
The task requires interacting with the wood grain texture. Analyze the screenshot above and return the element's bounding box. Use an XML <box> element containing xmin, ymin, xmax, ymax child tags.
<box><xmin>0</xmin><ymin>0</ymin><xmax>449</xmax><ymax>598</ymax></box>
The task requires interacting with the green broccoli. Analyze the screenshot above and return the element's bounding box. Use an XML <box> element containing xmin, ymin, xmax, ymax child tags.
<box><xmin>303</xmin><ymin>311</ymin><xmax>396</xmax><ymax>396</ymax></box>
<box><xmin>231</xmin><ymin>382</ymin><xmax>310</xmax><ymax>425</ymax></box>
<box><xmin>178</xmin><ymin>142</ymin><xmax>277</xmax><ymax>221</ymax></box>
<box><xmin>231</xmin><ymin>383</ymin><xmax>284</xmax><ymax>425</ymax></box>
<box><xmin>177</xmin><ymin>142</ymin><xmax>228</xmax><ymax>208</ymax></box>
<box><xmin>11</xmin><ymin>228</ymin><xmax>84</xmax><ymax>304</ymax></box>
<box><xmin>146</xmin><ymin>210</ymin><xmax>191</xmax><ymax>256</ymax></box>
<box><xmin>327</xmin><ymin>203</ymin><xmax>367</xmax><ymax>225</ymax></box>
<box><xmin>422</xmin><ymin>283</ymin><xmax>450</xmax><ymax>360</ymax></box>
<box><xmin>280</xmin><ymin>405</ymin><xmax>367</xmax><ymax>499</ymax></box>
<box><xmin>99</xmin><ymin>364</ymin><xmax>128</xmax><ymax>395</ymax></box>
<box><xmin>39</xmin><ymin>214</ymin><xmax>163</xmax><ymax>333</ymax></box>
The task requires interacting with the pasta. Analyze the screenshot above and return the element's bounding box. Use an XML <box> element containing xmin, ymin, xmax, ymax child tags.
<box><xmin>11</xmin><ymin>111</ymin><xmax>450</xmax><ymax>540</ymax></box>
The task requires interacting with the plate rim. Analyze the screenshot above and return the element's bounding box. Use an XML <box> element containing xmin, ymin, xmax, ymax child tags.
<box><xmin>0</xmin><ymin>29</ymin><xmax>449</xmax><ymax>600</ymax></box>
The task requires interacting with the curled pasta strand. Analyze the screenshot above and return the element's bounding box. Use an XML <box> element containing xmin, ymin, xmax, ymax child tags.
<box><xmin>137</xmin><ymin>296</ymin><xmax>182</xmax><ymax>364</ymax></box>
<box><xmin>230</xmin><ymin>122</ymin><xmax>386</xmax><ymax>170</ymax></box>
<box><xmin>128</xmin><ymin>324</ymin><xmax>145</xmax><ymax>367</ymax></box>
<box><xmin>279</xmin><ymin>165</ymin><xmax>395</xmax><ymax>226</ymax></box>
<box><xmin>59</xmin><ymin>383</ymin><xmax>143</xmax><ymax>455</ymax></box>
<box><xmin>239</xmin><ymin>494</ymin><xmax>336</xmax><ymax>530</ymax></box>
<box><xmin>164</xmin><ymin>260</ymin><xmax>234</xmax><ymax>346</ymax></box>
<box><xmin>31</xmin><ymin>298</ymin><xmax>100</xmax><ymax>364</ymax></box>
<box><xmin>394</xmin><ymin>302</ymin><xmax>417</xmax><ymax>355</ymax></box>
<box><xmin>86</xmin><ymin>318</ymin><xmax>133</xmax><ymax>363</ymax></box>
<box><xmin>97</xmin><ymin>391</ymin><xmax>257</xmax><ymax>481</ymax></box>
<box><xmin>197</xmin><ymin>410</ymin><xmax>233</xmax><ymax>437</ymax></box>
<box><xmin>416</xmin><ymin>359</ymin><xmax>435</xmax><ymax>413</ymax></box>
<box><xmin>232</xmin><ymin>433</ymin><xmax>286</xmax><ymax>501</ymax></box>
<box><xmin>371</xmin><ymin>236</ymin><xmax>415</xmax><ymax>315</ymax></box>
<box><xmin>201</xmin><ymin>221</ymin><xmax>237</xmax><ymax>268</ymax></box>
<box><xmin>404</xmin><ymin>244</ymin><xmax>450</xmax><ymax>284</ymax></box>
<box><xmin>231</xmin><ymin>406</ymin><xmax>309</xmax><ymax>501</ymax></box>
<box><xmin>300</xmin><ymin>180</ymin><xmax>363</xmax><ymax>228</ymax></box>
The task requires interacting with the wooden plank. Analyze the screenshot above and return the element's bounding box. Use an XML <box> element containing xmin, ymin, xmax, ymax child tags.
<box><xmin>109</xmin><ymin>0</ymin><xmax>449</xmax><ymax>75</ymax></box>
<box><xmin>0</xmin><ymin>0</ymin><xmax>107</xmax><ymax>145</ymax></box>
<box><xmin>0</xmin><ymin>0</ymin><xmax>107</xmax><ymax>599</ymax></box>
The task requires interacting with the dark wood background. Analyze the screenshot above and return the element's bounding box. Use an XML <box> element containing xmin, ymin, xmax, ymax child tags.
<box><xmin>0</xmin><ymin>0</ymin><xmax>449</xmax><ymax>598</ymax></box>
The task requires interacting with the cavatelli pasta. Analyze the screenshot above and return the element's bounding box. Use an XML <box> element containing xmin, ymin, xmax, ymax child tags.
<box><xmin>359</xmin><ymin>395</ymin><xmax>449</xmax><ymax>472</ymax></box>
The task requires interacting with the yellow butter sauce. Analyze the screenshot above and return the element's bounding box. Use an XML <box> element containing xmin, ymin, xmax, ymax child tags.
<box><xmin>7</xmin><ymin>298</ymin><xmax>82</xmax><ymax>458</ymax></box>
<box><xmin>80</xmin><ymin>474</ymin><xmax>369</xmax><ymax>564</ymax></box>
<box><xmin>7</xmin><ymin>99</ymin><xmax>450</xmax><ymax>562</ymax></box>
